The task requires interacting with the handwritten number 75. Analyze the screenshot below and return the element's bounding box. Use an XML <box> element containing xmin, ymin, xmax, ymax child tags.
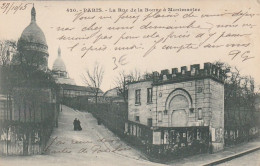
<box><xmin>112</xmin><ymin>54</ymin><xmax>128</xmax><ymax>70</ymax></box>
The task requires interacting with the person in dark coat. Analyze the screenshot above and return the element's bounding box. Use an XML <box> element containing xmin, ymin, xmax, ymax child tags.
<box><xmin>77</xmin><ymin>119</ymin><xmax>82</xmax><ymax>131</ymax></box>
<box><xmin>73</xmin><ymin>118</ymin><xmax>78</xmax><ymax>131</ymax></box>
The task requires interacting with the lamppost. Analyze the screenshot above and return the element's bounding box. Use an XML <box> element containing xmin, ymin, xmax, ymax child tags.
<box><xmin>60</xmin><ymin>86</ymin><xmax>63</xmax><ymax>112</ymax></box>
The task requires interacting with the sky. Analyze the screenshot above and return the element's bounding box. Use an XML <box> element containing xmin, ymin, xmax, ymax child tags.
<box><xmin>0</xmin><ymin>0</ymin><xmax>260</xmax><ymax>92</ymax></box>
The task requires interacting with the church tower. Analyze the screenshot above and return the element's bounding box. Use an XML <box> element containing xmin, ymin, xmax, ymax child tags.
<box><xmin>52</xmin><ymin>47</ymin><xmax>75</xmax><ymax>85</ymax></box>
<box><xmin>17</xmin><ymin>6</ymin><xmax>49</xmax><ymax>71</ymax></box>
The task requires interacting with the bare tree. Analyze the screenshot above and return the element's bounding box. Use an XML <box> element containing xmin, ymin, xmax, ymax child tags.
<box><xmin>113</xmin><ymin>70</ymin><xmax>128</xmax><ymax>103</ymax></box>
<box><xmin>128</xmin><ymin>69</ymin><xmax>142</xmax><ymax>82</ymax></box>
<box><xmin>82</xmin><ymin>62</ymin><xmax>104</xmax><ymax>105</ymax></box>
<box><xmin>0</xmin><ymin>40</ymin><xmax>16</xmax><ymax>122</ymax></box>
<box><xmin>113</xmin><ymin>69</ymin><xmax>143</xmax><ymax>103</ymax></box>
<box><xmin>0</xmin><ymin>40</ymin><xmax>16</xmax><ymax>66</ymax></box>
<box><xmin>214</xmin><ymin>61</ymin><xmax>257</xmax><ymax>141</ymax></box>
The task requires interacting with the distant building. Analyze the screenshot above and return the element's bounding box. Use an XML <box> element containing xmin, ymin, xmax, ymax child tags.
<box><xmin>103</xmin><ymin>87</ymin><xmax>125</xmax><ymax>103</ymax></box>
<box><xmin>59</xmin><ymin>84</ymin><xmax>103</xmax><ymax>98</ymax></box>
<box><xmin>103</xmin><ymin>88</ymin><xmax>120</xmax><ymax>97</ymax></box>
<box><xmin>125</xmin><ymin>63</ymin><xmax>225</xmax><ymax>153</ymax></box>
<box><xmin>51</xmin><ymin>47</ymin><xmax>103</xmax><ymax>101</ymax></box>
<box><xmin>52</xmin><ymin>47</ymin><xmax>76</xmax><ymax>85</ymax></box>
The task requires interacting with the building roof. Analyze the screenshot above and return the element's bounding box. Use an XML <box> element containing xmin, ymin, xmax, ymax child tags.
<box><xmin>20</xmin><ymin>21</ymin><xmax>47</xmax><ymax>46</ymax></box>
<box><xmin>19</xmin><ymin>7</ymin><xmax>47</xmax><ymax>47</ymax></box>
<box><xmin>55</xmin><ymin>77</ymin><xmax>76</xmax><ymax>85</ymax></box>
<box><xmin>60</xmin><ymin>84</ymin><xmax>103</xmax><ymax>94</ymax></box>
<box><xmin>127</xmin><ymin>63</ymin><xmax>225</xmax><ymax>85</ymax></box>
<box><xmin>53</xmin><ymin>58</ymin><xmax>66</xmax><ymax>72</ymax></box>
<box><xmin>52</xmin><ymin>47</ymin><xmax>67</xmax><ymax>72</ymax></box>
<box><xmin>103</xmin><ymin>87</ymin><xmax>119</xmax><ymax>97</ymax></box>
<box><xmin>17</xmin><ymin>6</ymin><xmax>48</xmax><ymax>58</ymax></box>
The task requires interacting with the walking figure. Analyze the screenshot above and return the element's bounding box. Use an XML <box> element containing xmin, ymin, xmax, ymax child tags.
<box><xmin>73</xmin><ymin>118</ymin><xmax>78</xmax><ymax>131</ymax></box>
<box><xmin>73</xmin><ymin>118</ymin><xmax>82</xmax><ymax>131</ymax></box>
<box><xmin>78</xmin><ymin>119</ymin><xmax>82</xmax><ymax>131</ymax></box>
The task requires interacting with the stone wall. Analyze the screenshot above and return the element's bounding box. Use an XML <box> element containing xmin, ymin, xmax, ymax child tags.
<box><xmin>152</xmin><ymin>81</ymin><xmax>195</xmax><ymax>127</ymax></box>
<box><xmin>128</xmin><ymin>81</ymin><xmax>153</xmax><ymax>126</ymax></box>
<box><xmin>209</xmin><ymin>79</ymin><xmax>225</xmax><ymax>152</ymax></box>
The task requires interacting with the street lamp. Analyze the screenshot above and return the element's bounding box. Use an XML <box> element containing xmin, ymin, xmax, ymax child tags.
<box><xmin>60</xmin><ymin>86</ymin><xmax>63</xmax><ymax>112</ymax></box>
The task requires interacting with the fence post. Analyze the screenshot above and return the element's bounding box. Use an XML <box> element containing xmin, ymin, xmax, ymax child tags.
<box><xmin>6</xmin><ymin>126</ymin><xmax>8</xmax><ymax>155</ymax></box>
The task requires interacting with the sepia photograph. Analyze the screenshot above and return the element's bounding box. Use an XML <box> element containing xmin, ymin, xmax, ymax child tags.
<box><xmin>0</xmin><ymin>0</ymin><xmax>259</xmax><ymax>165</ymax></box>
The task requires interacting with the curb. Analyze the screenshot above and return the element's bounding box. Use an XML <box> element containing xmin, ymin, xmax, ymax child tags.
<box><xmin>203</xmin><ymin>147</ymin><xmax>260</xmax><ymax>166</ymax></box>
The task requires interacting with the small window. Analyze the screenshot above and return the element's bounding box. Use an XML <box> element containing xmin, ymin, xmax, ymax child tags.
<box><xmin>164</xmin><ymin>110</ymin><xmax>168</xmax><ymax>115</ymax></box>
<box><xmin>147</xmin><ymin>88</ymin><xmax>152</xmax><ymax>103</ymax></box>
<box><xmin>198</xmin><ymin>108</ymin><xmax>203</xmax><ymax>120</ymax></box>
<box><xmin>147</xmin><ymin>118</ymin><xmax>152</xmax><ymax>127</ymax></box>
<box><xmin>135</xmin><ymin>89</ymin><xmax>141</xmax><ymax>104</ymax></box>
<box><xmin>197</xmin><ymin>87</ymin><xmax>203</xmax><ymax>93</ymax></box>
<box><xmin>135</xmin><ymin>116</ymin><xmax>140</xmax><ymax>122</ymax></box>
<box><xmin>158</xmin><ymin>111</ymin><xmax>163</xmax><ymax>122</ymax></box>
<box><xmin>189</xmin><ymin>108</ymin><xmax>194</xmax><ymax>114</ymax></box>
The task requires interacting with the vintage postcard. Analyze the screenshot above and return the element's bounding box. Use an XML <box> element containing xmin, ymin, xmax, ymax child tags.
<box><xmin>0</xmin><ymin>0</ymin><xmax>259</xmax><ymax>165</ymax></box>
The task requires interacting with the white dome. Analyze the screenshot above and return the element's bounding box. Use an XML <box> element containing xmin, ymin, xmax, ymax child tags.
<box><xmin>52</xmin><ymin>57</ymin><xmax>66</xmax><ymax>72</ymax></box>
<box><xmin>52</xmin><ymin>47</ymin><xmax>66</xmax><ymax>72</ymax></box>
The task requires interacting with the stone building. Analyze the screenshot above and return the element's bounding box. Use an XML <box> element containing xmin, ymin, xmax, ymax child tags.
<box><xmin>51</xmin><ymin>47</ymin><xmax>103</xmax><ymax>100</ymax></box>
<box><xmin>17</xmin><ymin>6</ymin><xmax>48</xmax><ymax>71</ymax></box>
<box><xmin>52</xmin><ymin>47</ymin><xmax>76</xmax><ymax>85</ymax></box>
<box><xmin>103</xmin><ymin>87</ymin><xmax>125</xmax><ymax>103</ymax></box>
<box><xmin>59</xmin><ymin>84</ymin><xmax>104</xmax><ymax>102</ymax></box>
<box><xmin>125</xmin><ymin>63</ymin><xmax>225</xmax><ymax>154</ymax></box>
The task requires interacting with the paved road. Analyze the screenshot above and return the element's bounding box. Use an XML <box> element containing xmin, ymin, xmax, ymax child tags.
<box><xmin>0</xmin><ymin>105</ymin><xmax>163</xmax><ymax>166</ymax></box>
<box><xmin>165</xmin><ymin>136</ymin><xmax>260</xmax><ymax>166</ymax></box>
<box><xmin>217</xmin><ymin>150</ymin><xmax>260</xmax><ymax>166</ymax></box>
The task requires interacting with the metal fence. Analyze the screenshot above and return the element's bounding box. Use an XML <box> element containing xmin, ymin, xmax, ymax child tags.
<box><xmin>224</xmin><ymin>107</ymin><xmax>259</xmax><ymax>146</ymax></box>
<box><xmin>86</xmin><ymin>102</ymin><xmax>128</xmax><ymax>138</ymax></box>
<box><xmin>125</xmin><ymin>123</ymin><xmax>210</xmax><ymax>160</ymax></box>
<box><xmin>0</xmin><ymin>103</ymin><xmax>59</xmax><ymax>155</ymax></box>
